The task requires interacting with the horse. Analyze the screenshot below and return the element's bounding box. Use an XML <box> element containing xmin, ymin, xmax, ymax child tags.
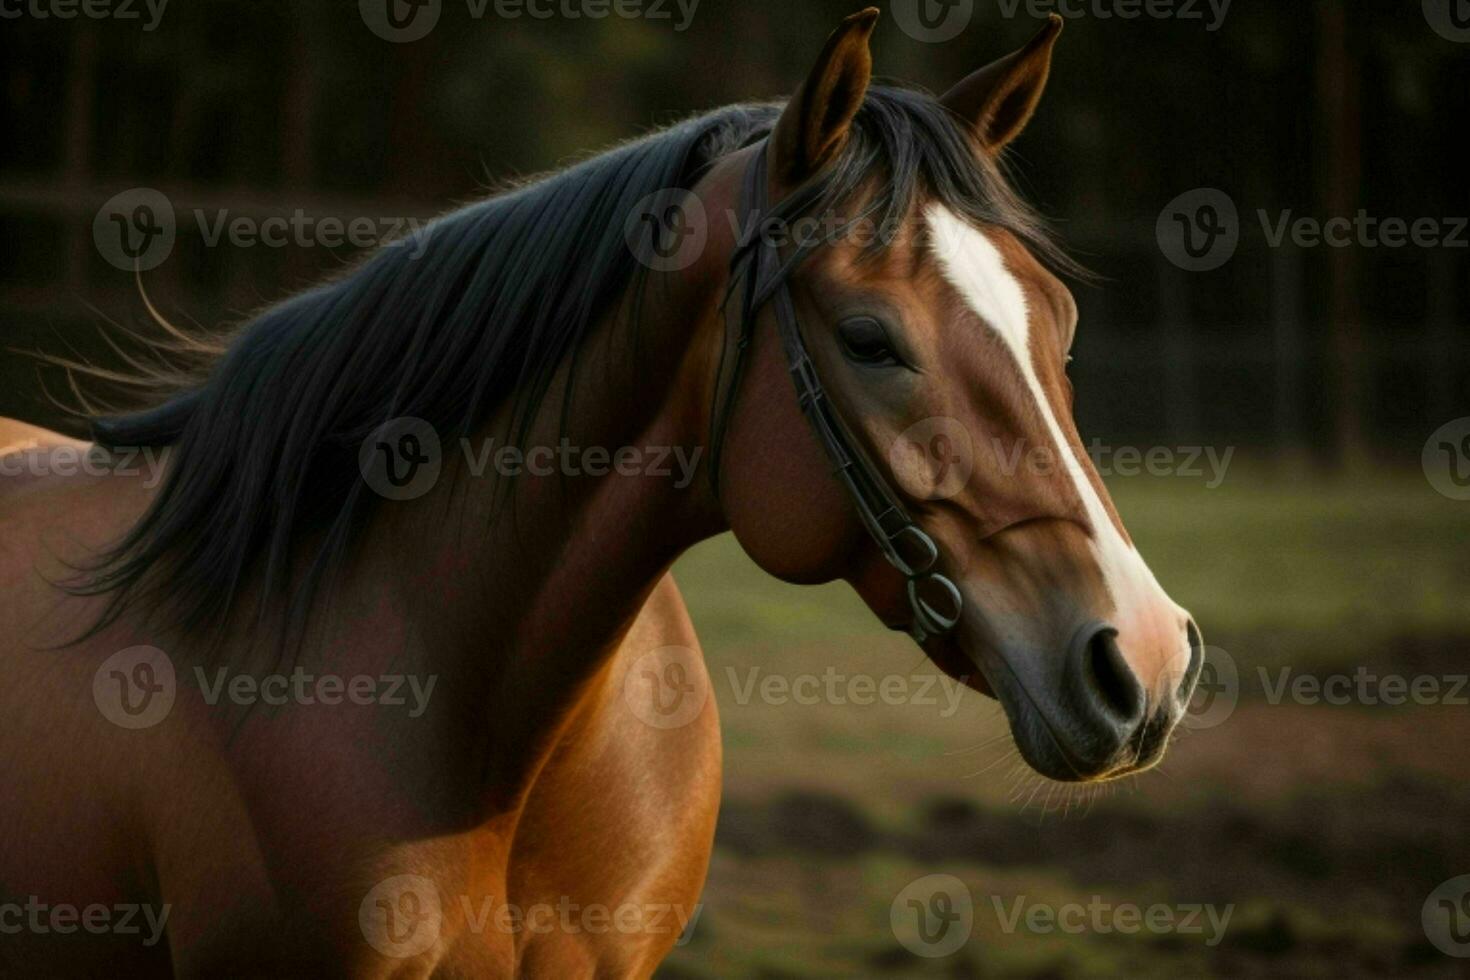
<box><xmin>0</xmin><ymin>9</ymin><xmax>1202</xmax><ymax>976</ymax></box>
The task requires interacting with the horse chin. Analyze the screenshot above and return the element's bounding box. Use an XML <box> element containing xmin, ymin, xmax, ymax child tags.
<box><xmin>920</xmin><ymin>633</ymin><xmax>995</xmax><ymax>698</ymax></box>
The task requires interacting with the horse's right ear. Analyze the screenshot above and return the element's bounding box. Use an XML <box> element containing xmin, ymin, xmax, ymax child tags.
<box><xmin>941</xmin><ymin>13</ymin><xmax>1063</xmax><ymax>155</ymax></box>
<box><xmin>769</xmin><ymin>8</ymin><xmax>879</xmax><ymax>190</ymax></box>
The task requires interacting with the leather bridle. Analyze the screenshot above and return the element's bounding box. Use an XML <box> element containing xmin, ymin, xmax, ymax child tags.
<box><xmin>710</xmin><ymin>141</ymin><xmax>964</xmax><ymax>644</ymax></box>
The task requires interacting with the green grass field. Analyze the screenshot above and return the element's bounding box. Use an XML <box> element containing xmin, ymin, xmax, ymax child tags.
<box><xmin>659</xmin><ymin>468</ymin><xmax>1470</xmax><ymax>978</ymax></box>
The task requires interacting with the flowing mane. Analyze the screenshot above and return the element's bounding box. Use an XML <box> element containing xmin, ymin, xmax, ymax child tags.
<box><xmin>70</xmin><ymin>86</ymin><xmax>1067</xmax><ymax>648</ymax></box>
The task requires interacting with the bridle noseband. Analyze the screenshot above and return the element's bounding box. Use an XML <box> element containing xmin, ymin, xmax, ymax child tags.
<box><xmin>710</xmin><ymin>142</ymin><xmax>964</xmax><ymax>644</ymax></box>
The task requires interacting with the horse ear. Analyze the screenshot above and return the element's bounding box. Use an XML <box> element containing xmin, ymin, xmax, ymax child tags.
<box><xmin>941</xmin><ymin>14</ymin><xmax>1063</xmax><ymax>155</ymax></box>
<box><xmin>769</xmin><ymin>7</ymin><xmax>879</xmax><ymax>188</ymax></box>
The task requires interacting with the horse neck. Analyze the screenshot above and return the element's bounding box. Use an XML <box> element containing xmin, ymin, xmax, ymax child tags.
<box><xmin>360</xmin><ymin>178</ymin><xmax>742</xmax><ymax>808</ymax></box>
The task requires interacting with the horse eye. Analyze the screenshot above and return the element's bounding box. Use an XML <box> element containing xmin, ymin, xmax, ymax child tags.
<box><xmin>837</xmin><ymin>316</ymin><xmax>900</xmax><ymax>366</ymax></box>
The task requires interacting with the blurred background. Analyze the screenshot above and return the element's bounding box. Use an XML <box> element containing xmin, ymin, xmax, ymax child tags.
<box><xmin>2</xmin><ymin>0</ymin><xmax>1468</xmax><ymax>976</ymax></box>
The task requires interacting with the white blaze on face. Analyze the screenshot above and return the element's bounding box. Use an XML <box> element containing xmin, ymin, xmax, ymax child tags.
<box><xmin>924</xmin><ymin>205</ymin><xmax>1190</xmax><ymax>694</ymax></box>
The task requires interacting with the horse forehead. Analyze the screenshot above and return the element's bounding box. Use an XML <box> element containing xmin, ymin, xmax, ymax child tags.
<box><xmin>923</xmin><ymin>210</ymin><xmax>1029</xmax><ymax>352</ymax></box>
<box><xmin>922</xmin><ymin>205</ymin><xmax>1038</xmax><ymax>358</ymax></box>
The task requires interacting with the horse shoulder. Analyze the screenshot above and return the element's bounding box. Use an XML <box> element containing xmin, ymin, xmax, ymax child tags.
<box><xmin>503</xmin><ymin>572</ymin><xmax>720</xmax><ymax>978</ymax></box>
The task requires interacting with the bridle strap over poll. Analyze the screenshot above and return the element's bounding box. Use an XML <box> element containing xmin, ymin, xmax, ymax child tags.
<box><xmin>710</xmin><ymin>141</ymin><xmax>964</xmax><ymax>643</ymax></box>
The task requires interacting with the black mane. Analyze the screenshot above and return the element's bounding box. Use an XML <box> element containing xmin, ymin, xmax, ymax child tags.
<box><xmin>74</xmin><ymin>86</ymin><xmax>1067</xmax><ymax>645</ymax></box>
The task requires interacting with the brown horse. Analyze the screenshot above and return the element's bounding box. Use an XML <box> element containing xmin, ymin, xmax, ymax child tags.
<box><xmin>0</xmin><ymin>10</ymin><xmax>1201</xmax><ymax>976</ymax></box>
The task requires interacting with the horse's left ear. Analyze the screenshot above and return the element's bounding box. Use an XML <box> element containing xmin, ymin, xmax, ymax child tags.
<box><xmin>941</xmin><ymin>13</ymin><xmax>1063</xmax><ymax>155</ymax></box>
<box><xmin>769</xmin><ymin>7</ymin><xmax>879</xmax><ymax>188</ymax></box>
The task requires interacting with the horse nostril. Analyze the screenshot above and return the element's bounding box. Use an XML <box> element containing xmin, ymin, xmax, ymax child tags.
<box><xmin>1074</xmin><ymin>623</ymin><xmax>1146</xmax><ymax>725</ymax></box>
<box><xmin>1179</xmin><ymin>618</ymin><xmax>1205</xmax><ymax>703</ymax></box>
